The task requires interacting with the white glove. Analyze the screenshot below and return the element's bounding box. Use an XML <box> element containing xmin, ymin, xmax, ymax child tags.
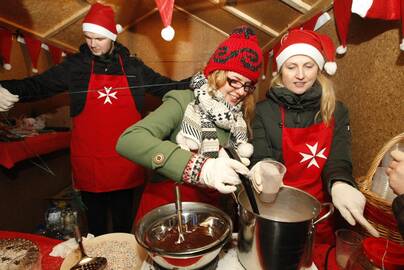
<box><xmin>249</xmin><ymin>160</ymin><xmax>283</xmax><ymax>194</ymax></box>
<box><xmin>0</xmin><ymin>86</ymin><xmax>19</xmax><ymax>112</ymax></box>
<box><xmin>200</xmin><ymin>157</ymin><xmax>249</xmax><ymax>193</ymax></box>
<box><xmin>331</xmin><ymin>181</ymin><xmax>380</xmax><ymax>237</ymax></box>
<box><xmin>218</xmin><ymin>147</ymin><xmax>250</xmax><ymax>166</ymax></box>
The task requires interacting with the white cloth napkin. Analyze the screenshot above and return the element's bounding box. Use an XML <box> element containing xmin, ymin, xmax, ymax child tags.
<box><xmin>49</xmin><ymin>234</ymin><xmax>94</xmax><ymax>258</ymax></box>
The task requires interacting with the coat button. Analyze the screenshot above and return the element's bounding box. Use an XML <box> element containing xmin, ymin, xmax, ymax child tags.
<box><xmin>153</xmin><ymin>153</ymin><xmax>165</xmax><ymax>165</ymax></box>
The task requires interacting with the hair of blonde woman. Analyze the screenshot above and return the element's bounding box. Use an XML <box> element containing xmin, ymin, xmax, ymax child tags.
<box><xmin>270</xmin><ymin>72</ymin><xmax>336</xmax><ymax>125</ymax></box>
<box><xmin>207</xmin><ymin>70</ymin><xmax>256</xmax><ymax>138</ymax></box>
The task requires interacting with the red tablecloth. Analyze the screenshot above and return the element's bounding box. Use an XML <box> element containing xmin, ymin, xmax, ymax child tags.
<box><xmin>0</xmin><ymin>132</ymin><xmax>70</xmax><ymax>169</ymax></box>
<box><xmin>0</xmin><ymin>230</ymin><xmax>340</xmax><ymax>270</ymax></box>
<box><xmin>0</xmin><ymin>231</ymin><xmax>63</xmax><ymax>270</ymax></box>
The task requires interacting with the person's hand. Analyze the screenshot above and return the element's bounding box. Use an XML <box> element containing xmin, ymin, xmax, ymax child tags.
<box><xmin>331</xmin><ymin>181</ymin><xmax>380</xmax><ymax>237</ymax></box>
<box><xmin>200</xmin><ymin>157</ymin><xmax>248</xmax><ymax>193</ymax></box>
<box><xmin>386</xmin><ymin>149</ymin><xmax>404</xmax><ymax>195</ymax></box>
<box><xmin>218</xmin><ymin>147</ymin><xmax>250</xmax><ymax>166</ymax></box>
<box><xmin>249</xmin><ymin>160</ymin><xmax>283</xmax><ymax>193</ymax></box>
<box><xmin>0</xmin><ymin>86</ymin><xmax>19</xmax><ymax>112</ymax></box>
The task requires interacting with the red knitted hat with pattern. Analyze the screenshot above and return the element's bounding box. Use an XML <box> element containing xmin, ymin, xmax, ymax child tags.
<box><xmin>82</xmin><ymin>3</ymin><xmax>122</xmax><ymax>41</ymax></box>
<box><xmin>274</xmin><ymin>29</ymin><xmax>337</xmax><ymax>75</ymax></box>
<box><xmin>204</xmin><ymin>26</ymin><xmax>263</xmax><ymax>82</ymax></box>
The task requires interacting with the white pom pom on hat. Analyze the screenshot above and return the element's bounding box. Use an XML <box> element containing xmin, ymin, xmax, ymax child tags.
<box><xmin>161</xmin><ymin>25</ymin><xmax>175</xmax><ymax>42</ymax></box>
<box><xmin>116</xmin><ymin>24</ymin><xmax>123</xmax><ymax>34</ymax></box>
<box><xmin>324</xmin><ymin>62</ymin><xmax>337</xmax><ymax>75</ymax></box>
<box><xmin>3</xmin><ymin>63</ymin><xmax>11</xmax><ymax>70</ymax></box>
<box><xmin>336</xmin><ymin>45</ymin><xmax>347</xmax><ymax>55</ymax></box>
<box><xmin>274</xmin><ymin>29</ymin><xmax>338</xmax><ymax>76</ymax></box>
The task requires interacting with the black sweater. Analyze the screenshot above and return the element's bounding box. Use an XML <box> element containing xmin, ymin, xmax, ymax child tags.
<box><xmin>393</xmin><ymin>194</ymin><xmax>404</xmax><ymax>238</ymax></box>
<box><xmin>1</xmin><ymin>42</ymin><xmax>189</xmax><ymax>116</ymax></box>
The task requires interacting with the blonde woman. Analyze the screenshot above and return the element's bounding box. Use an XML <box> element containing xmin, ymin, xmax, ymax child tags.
<box><xmin>249</xmin><ymin>29</ymin><xmax>379</xmax><ymax>245</ymax></box>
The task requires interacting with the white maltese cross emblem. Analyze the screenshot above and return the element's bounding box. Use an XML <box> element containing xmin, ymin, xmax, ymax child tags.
<box><xmin>97</xmin><ymin>86</ymin><xmax>118</xmax><ymax>104</ymax></box>
<box><xmin>299</xmin><ymin>142</ymin><xmax>327</xmax><ymax>168</ymax></box>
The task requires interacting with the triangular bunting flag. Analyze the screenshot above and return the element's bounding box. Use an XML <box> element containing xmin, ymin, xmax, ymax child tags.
<box><xmin>0</xmin><ymin>28</ymin><xmax>13</xmax><ymax>70</ymax></box>
<box><xmin>48</xmin><ymin>44</ymin><xmax>63</xmax><ymax>65</ymax></box>
<box><xmin>24</xmin><ymin>35</ymin><xmax>42</xmax><ymax>73</ymax></box>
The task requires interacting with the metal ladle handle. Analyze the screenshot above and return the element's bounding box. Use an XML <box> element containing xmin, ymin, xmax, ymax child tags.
<box><xmin>74</xmin><ymin>225</ymin><xmax>87</xmax><ymax>257</ymax></box>
<box><xmin>175</xmin><ymin>184</ymin><xmax>185</xmax><ymax>243</ymax></box>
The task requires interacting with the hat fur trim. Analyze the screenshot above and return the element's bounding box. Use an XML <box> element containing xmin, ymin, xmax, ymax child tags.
<box><xmin>276</xmin><ymin>43</ymin><xmax>324</xmax><ymax>71</ymax></box>
<box><xmin>82</xmin><ymin>23</ymin><xmax>117</xmax><ymax>41</ymax></box>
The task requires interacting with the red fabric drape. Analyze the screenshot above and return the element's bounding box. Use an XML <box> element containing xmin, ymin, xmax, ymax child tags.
<box><xmin>0</xmin><ymin>28</ymin><xmax>13</xmax><ymax>68</ymax></box>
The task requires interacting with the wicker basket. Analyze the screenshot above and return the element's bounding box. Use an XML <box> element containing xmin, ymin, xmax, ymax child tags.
<box><xmin>357</xmin><ymin>132</ymin><xmax>404</xmax><ymax>244</ymax></box>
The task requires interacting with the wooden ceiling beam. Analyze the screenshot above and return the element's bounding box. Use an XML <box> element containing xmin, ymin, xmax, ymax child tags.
<box><xmin>43</xmin><ymin>7</ymin><xmax>90</xmax><ymax>38</ymax></box>
<box><xmin>262</xmin><ymin>0</ymin><xmax>332</xmax><ymax>51</ymax></box>
<box><xmin>281</xmin><ymin>0</ymin><xmax>312</xmax><ymax>13</ymax></box>
<box><xmin>221</xmin><ymin>5</ymin><xmax>280</xmax><ymax>37</ymax></box>
<box><xmin>0</xmin><ymin>18</ymin><xmax>44</xmax><ymax>38</ymax></box>
<box><xmin>175</xmin><ymin>5</ymin><xmax>229</xmax><ymax>37</ymax></box>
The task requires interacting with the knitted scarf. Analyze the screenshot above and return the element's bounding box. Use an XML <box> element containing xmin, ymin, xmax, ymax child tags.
<box><xmin>180</xmin><ymin>73</ymin><xmax>248</xmax><ymax>158</ymax></box>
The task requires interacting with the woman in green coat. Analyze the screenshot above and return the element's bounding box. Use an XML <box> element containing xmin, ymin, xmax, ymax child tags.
<box><xmin>116</xmin><ymin>26</ymin><xmax>263</xmax><ymax>222</ymax></box>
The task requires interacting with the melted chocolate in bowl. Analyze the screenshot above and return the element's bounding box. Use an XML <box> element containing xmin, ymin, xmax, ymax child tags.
<box><xmin>146</xmin><ymin>224</ymin><xmax>220</xmax><ymax>252</ymax></box>
<box><xmin>145</xmin><ymin>215</ymin><xmax>227</xmax><ymax>253</ymax></box>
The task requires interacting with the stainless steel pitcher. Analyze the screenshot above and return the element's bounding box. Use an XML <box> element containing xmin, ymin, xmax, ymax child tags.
<box><xmin>237</xmin><ymin>186</ymin><xmax>333</xmax><ymax>270</ymax></box>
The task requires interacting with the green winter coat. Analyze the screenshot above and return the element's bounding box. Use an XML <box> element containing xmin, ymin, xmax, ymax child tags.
<box><xmin>116</xmin><ymin>90</ymin><xmax>231</xmax><ymax>182</ymax></box>
<box><xmin>251</xmin><ymin>83</ymin><xmax>356</xmax><ymax>194</ymax></box>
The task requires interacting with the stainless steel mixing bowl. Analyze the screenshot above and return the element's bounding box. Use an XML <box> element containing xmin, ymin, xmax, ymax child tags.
<box><xmin>134</xmin><ymin>202</ymin><xmax>232</xmax><ymax>269</ymax></box>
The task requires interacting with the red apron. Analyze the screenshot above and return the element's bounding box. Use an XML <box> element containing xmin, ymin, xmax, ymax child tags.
<box><xmin>71</xmin><ymin>57</ymin><xmax>144</xmax><ymax>192</ymax></box>
<box><xmin>280</xmin><ymin>107</ymin><xmax>335</xmax><ymax>245</ymax></box>
<box><xmin>135</xmin><ymin>181</ymin><xmax>222</xmax><ymax>224</ymax></box>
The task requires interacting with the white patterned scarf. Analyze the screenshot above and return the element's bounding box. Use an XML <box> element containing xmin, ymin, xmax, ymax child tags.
<box><xmin>179</xmin><ymin>73</ymin><xmax>249</xmax><ymax>158</ymax></box>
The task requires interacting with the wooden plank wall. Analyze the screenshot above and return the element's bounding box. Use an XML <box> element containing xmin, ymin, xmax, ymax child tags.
<box><xmin>317</xmin><ymin>13</ymin><xmax>404</xmax><ymax>178</ymax></box>
<box><xmin>0</xmin><ymin>9</ymin><xmax>403</xmax><ymax>184</ymax></box>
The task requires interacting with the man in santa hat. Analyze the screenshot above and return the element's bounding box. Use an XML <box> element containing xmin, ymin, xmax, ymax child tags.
<box><xmin>0</xmin><ymin>3</ymin><xmax>190</xmax><ymax>236</ymax></box>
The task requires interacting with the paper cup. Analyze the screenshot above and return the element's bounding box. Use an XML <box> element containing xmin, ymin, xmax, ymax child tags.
<box><xmin>258</xmin><ymin>160</ymin><xmax>286</xmax><ymax>203</ymax></box>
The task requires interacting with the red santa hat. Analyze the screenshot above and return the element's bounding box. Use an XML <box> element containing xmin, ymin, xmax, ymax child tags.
<box><xmin>204</xmin><ymin>25</ymin><xmax>263</xmax><ymax>83</ymax></box>
<box><xmin>155</xmin><ymin>0</ymin><xmax>175</xmax><ymax>41</ymax></box>
<box><xmin>82</xmin><ymin>3</ymin><xmax>122</xmax><ymax>41</ymax></box>
<box><xmin>334</xmin><ymin>0</ymin><xmax>404</xmax><ymax>54</ymax></box>
<box><xmin>273</xmin><ymin>29</ymin><xmax>337</xmax><ymax>75</ymax></box>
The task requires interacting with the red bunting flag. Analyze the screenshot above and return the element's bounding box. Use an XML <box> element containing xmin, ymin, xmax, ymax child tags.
<box><xmin>0</xmin><ymin>28</ymin><xmax>13</xmax><ymax>70</ymax></box>
<box><xmin>24</xmin><ymin>35</ymin><xmax>42</xmax><ymax>73</ymax></box>
<box><xmin>48</xmin><ymin>44</ymin><xmax>63</xmax><ymax>65</ymax></box>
